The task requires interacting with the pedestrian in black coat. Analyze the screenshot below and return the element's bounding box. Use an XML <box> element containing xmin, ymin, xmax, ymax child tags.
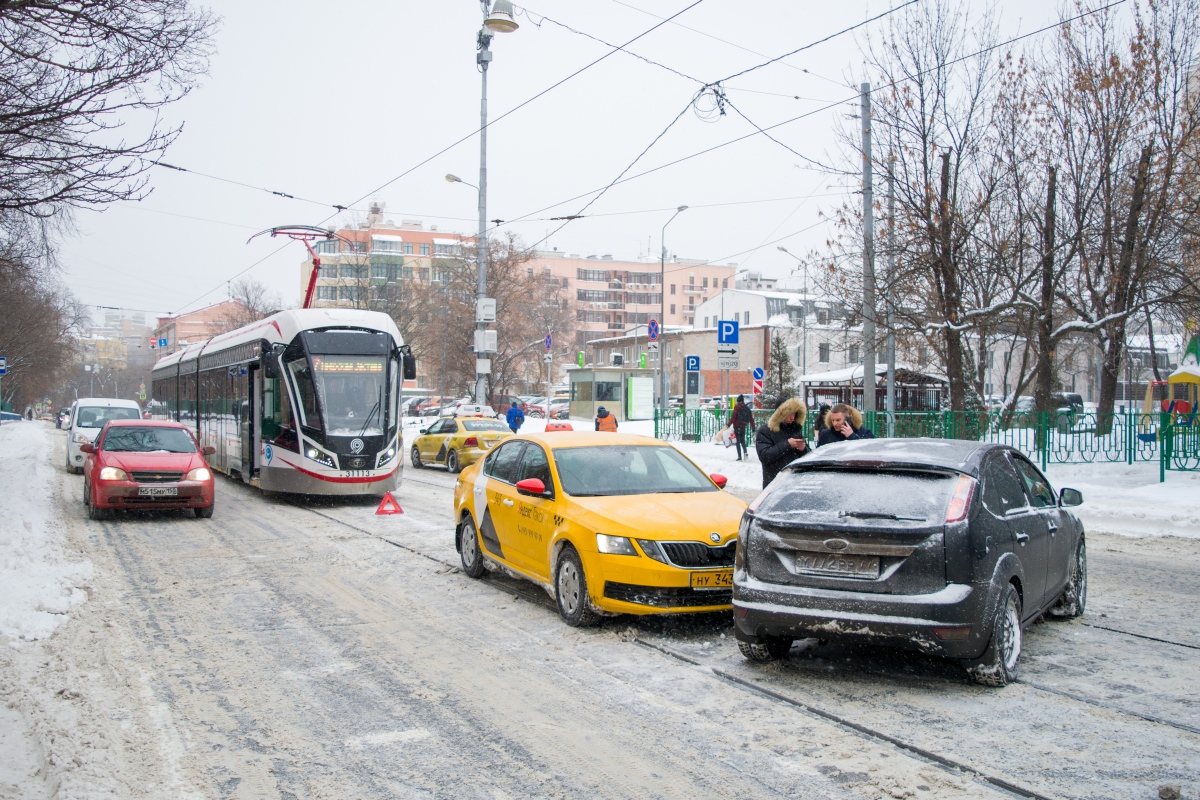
<box><xmin>816</xmin><ymin>403</ymin><xmax>875</xmax><ymax>447</ymax></box>
<box><xmin>754</xmin><ymin>397</ymin><xmax>809</xmax><ymax>488</ymax></box>
<box><xmin>731</xmin><ymin>395</ymin><xmax>755</xmax><ymax>461</ymax></box>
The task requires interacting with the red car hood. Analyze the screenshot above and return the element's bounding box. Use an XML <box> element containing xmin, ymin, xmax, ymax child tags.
<box><xmin>102</xmin><ymin>452</ymin><xmax>203</xmax><ymax>474</ymax></box>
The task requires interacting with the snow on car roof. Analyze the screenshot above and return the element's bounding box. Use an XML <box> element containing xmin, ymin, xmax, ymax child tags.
<box><xmin>795</xmin><ymin>437</ymin><xmax>990</xmax><ymax>474</ymax></box>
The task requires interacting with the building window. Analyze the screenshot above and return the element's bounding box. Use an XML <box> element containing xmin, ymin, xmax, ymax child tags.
<box><xmin>316</xmin><ymin>286</ymin><xmax>337</xmax><ymax>301</ymax></box>
<box><xmin>670</xmin><ymin>304</ymin><xmax>676</xmax><ymax>315</ymax></box>
<box><xmin>819</xmin><ymin>343</ymin><xmax>830</xmax><ymax>363</ymax></box>
<box><xmin>320</xmin><ymin>264</ymin><xmax>338</xmax><ymax>279</ymax></box>
<box><xmin>848</xmin><ymin>345</ymin><xmax>859</xmax><ymax>363</ymax></box>
<box><xmin>577</xmin><ymin>268</ymin><xmax>611</xmax><ymax>283</ymax></box>
<box><xmin>817</xmin><ymin>310</ymin><xmax>829</xmax><ymax>325</ymax></box>
<box><xmin>722</xmin><ymin>278</ymin><xmax>728</xmax><ymax>289</ymax></box>
<box><xmin>314</xmin><ymin>240</ymin><xmax>339</xmax><ymax>255</ymax></box>
<box><xmin>419</xmin><ymin>243</ymin><xmax>430</xmax><ymax>256</ymax></box>
<box><xmin>372</xmin><ymin>238</ymin><xmax>402</xmax><ymax>253</ymax></box>
<box><xmin>987</xmin><ymin>350</ymin><xmax>995</xmax><ymax>369</ymax></box>
<box><xmin>794</xmin><ymin>347</ymin><xmax>803</xmax><ymax>367</ymax></box>
<box><xmin>743</xmin><ymin>311</ymin><xmax>750</xmax><ymax>325</ymax></box>
<box><xmin>339</xmin><ymin>264</ymin><xmax>358</xmax><ymax>278</ymax></box>
<box><xmin>403</xmin><ymin>242</ymin><xmax>414</xmax><ymax>254</ymax></box>
<box><xmin>688</xmin><ymin>274</ymin><xmax>695</xmax><ymax>287</ymax></box>
<box><xmin>577</xmin><ymin>289</ymin><xmax>612</xmax><ymax>303</ymax></box>
<box><xmin>346</xmin><ymin>241</ymin><xmax>366</xmax><ymax>254</ymax></box>
<box><xmin>703</xmin><ymin>316</ymin><xmax>709</xmax><ymax>328</ymax></box>
<box><xmin>433</xmin><ymin>242</ymin><xmax>457</xmax><ymax>256</ymax></box>
<box><xmin>527</xmin><ymin>267</ymin><xmax>534</xmax><ymax>277</ymax></box>
<box><xmin>339</xmin><ymin>285</ymin><xmax>359</xmax><ymax>302</ymax></box>
<box><xmin>670</xmin><ymin>284</ymin><xmax>676</xmax><ymax>295</ymax></box>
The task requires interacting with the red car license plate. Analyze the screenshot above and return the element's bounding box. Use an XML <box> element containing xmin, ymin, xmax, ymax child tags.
<box><xmin>138</xmin><ymin>487</ymin><xmax>178</xmax><ymax>497</ymax></box>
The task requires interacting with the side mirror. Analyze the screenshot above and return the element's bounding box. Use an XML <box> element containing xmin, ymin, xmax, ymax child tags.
<box><xmin>710</xmin><ymin>473</ymin><xmax>728</xmax><ymax>489</ymax></box>
<box><xmin>516</xmin><ymin>478</ymin><xmax>548</xmax><ymax>497</ymax></box>
<box><xmin>202</xmin><ymin>445</ymin><xmax>217</xmax><ymax>456</ymax></box>
<box><xmin>79</xmin><ymin>443</ymin><xmax>94</xmax><ymax>454</ymax></box>
<box><xmin>400</xmin><ymin>344</ymin><xmax>417</xmax><ymax>381</ymax></box>
<box><xmin>1059</xmin><ymin>487</ymin><xmax>1083</xmax><ymax>507</ymax></box>
<box><xmin>419</xmin><ymin>429</ymin><xmax>428</xmax><ymax>435</ymax></box>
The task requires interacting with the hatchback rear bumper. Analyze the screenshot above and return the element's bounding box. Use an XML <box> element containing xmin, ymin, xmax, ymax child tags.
<box><xmin>733</xmin><ymin>574</ymin><xmax>992</xmax><ymax>659</ymax></box>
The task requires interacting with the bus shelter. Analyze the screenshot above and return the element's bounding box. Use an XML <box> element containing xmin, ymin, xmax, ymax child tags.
<box><xmin>567</xmin><ymin>367</ymin><xmax>657</xmax><ymax>423</ymax></box>
<box><xmin>799</xmin><ymin>364</ymin><xmax>946</xmax><ymax>411</ymax></box>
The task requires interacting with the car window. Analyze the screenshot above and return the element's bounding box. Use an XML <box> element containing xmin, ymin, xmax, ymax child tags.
<box><xmin>101</xmin><ymin>427</ymin><xmax>197</xmax><ymax>453</ymax></box>
<box><xmin>516</xmin><ymin>444</ymin><xmax>553</xmax><ymax>492</ymax></box>
<box><xmin>429</xmin><ymin>419</ymin><xmax>455</xmax><ymax>435</ymax></box>
<box><xmin>1012</xmin><ymin>457</ymin><xmax>1055</xmax><ymax>508</ymax></box>
<box><xmin>462</xmin><ymin>420</ymin><xmax>509</xmax><ymax>432</ymax></box>
<box><xmin>981</xmin><ymin>454</ymin><xmax>1029</xmax><ymax>517</ymax></box>
<box><xmin>75</xmin><ymin>406</ymin><xmax>141</xmax><ymax>428</ymax></box>
<box><xmin>552</xmin><ymin>445</ymin><xmax>716</xmax><ymax>497</ymax></box>
<box><xmin>484</xmin><ymin>442</ymin><xmax>524</xmax><ymax>484</ymax></box>
<box><xmin>755</xmin><ymin>468</ymin><xmax>955</xmax><ymax>524</ymax></box>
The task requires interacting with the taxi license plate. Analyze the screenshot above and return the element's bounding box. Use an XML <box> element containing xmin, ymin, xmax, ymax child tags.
<box><xmin>137</xmin><ymin>487</ymin><xmax>178</xmax><ymax>497</ymax></box>
<box><xmin>794</xmin><ymin>552</ymin><xmax>880</xmax><ymax>578</ymax></box>
<box><xmin>690</xmin><ymin>570</ymin><xmax>733</xmax><ymax>589</ymax></box>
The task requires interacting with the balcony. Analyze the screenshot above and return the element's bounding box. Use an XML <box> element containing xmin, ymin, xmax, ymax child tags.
<box><xmin>607</xmin><ymin>322</ymin><xmax>625</xmax><ymax>330</ymax></box>
<box><xmin>608</xmin><ymin>281</ymin><xmax>625</xmax><ymax>290</ymax></box>
<box><xmin>683</xmin><ymin>286</ymin><xmax>705</xmax><ymax>295</ymax></box>
<box><xmin>607</xmin><ymin>302</ymin><xmax>625</xmax><ymax>310</ymax></box>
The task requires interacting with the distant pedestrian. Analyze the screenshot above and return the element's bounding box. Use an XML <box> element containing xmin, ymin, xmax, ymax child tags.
<box><xmin>505</xmin><ymin>403</ymin><xmax>525</xmax><ymax>434</ymax></box>
<box><xmin>595</xmin><ymin>405</ymin><xmax>618</xmax><ymax>432</ymax></box>
<box><xmin>812</xmin><ymin>403</ymin><xmax>832</xmax><ymax>435</ymax></box>
<box><xmin>816</xmin><ymin>403</ymin><xmax>875</xmax><ymax>447</ymax></box>
<box><xmin>754</xmin><ymin>397</ymin><xmax>809</xmax><ymax>488</ymax></box>
<box><xmin>731</xmin><ymin>394</ymin><xmax>754</xmax><ymax>461</ymax></box>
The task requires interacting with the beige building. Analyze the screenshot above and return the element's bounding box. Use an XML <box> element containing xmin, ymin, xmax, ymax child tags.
<box><xmin>153</xmin><ymin>300</ymin><xmax>248</xmax><ymax>355</ymax></box>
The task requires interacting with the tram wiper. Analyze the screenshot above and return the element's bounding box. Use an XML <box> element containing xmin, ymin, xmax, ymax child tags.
<box><xmin>357</xmin><ymin>386</ymin><xmax>382</xmax><ymax>439</ymax></box>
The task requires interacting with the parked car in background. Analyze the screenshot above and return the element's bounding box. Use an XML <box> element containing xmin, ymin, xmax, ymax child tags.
<box><xmin>401</xmin><ymin>396</ymin><xmax>428</xmax><ymax>416</ymax></box>
<box><xmin>65</xmin><ymin>398</ymin><xmax>143</xmax><ymax>474</ymax></box>
<box><xmin>412</xmin><ymin>415</ymin><xmax>511</xmax><ymax>473</ymax></box>
<box><xmin>733</xmin><ymin>438</ymin><xmax>1086</xmax><ymax>686</ymax></box>
<box><xmin>80</xmin><ymin>419</ymin><xmax>217</xmax><ymax>520</ymax></box>
<box><xmin>490</xmin><ymin>394</ymin><xmax>526</xmax><ymax>416</ymax></box>
<box><xmin>526</xmin><ymin>399</ymin><xmax>569</xmax><ymax>419</ymax></box>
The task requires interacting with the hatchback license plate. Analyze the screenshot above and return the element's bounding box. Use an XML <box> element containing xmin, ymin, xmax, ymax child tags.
<box><xmin>690</xmin><ymin>570</ymin><xmax>733</xmax><ymax>589</ymax></box>
<box><xmin>794</xmin><ymin>552</ymin><xmax>880</xmax><ymax>578</ymax></box>
<box><xmin>137</xmin><ymin>487</ymin><xmax>178</xmax><ymax>497</ymax></box>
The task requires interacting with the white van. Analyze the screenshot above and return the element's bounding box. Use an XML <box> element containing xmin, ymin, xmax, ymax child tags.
<box><xmin>65</xmin><ymin>398</ymin><xmax>143</xmax><ymax>474</ymax></box>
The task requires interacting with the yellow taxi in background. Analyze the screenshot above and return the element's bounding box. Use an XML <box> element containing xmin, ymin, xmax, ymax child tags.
<box><xmin>452</xmin><ymin>432</ymin><xmax>749</xmax><ymax>626</ymax></box>
<box><xmin>411</xmin><ymin>416</ymin><xmax>512</xmax><ymax>473</ymax></box>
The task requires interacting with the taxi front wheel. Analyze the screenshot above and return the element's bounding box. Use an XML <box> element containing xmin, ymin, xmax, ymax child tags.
<box><xmin>555</xmin><ymin>546</ymin><xmax>599</xmax><ymax>627</ymax></box>
<box><xmin>411</xmin><ymin>446</ymin><xmax>423</xmax><ymax>469</ymax></box>
<box><xmin>458</xmin><ymin>516</ymin><xmax>487</xmax><ymax>578</ymax></box>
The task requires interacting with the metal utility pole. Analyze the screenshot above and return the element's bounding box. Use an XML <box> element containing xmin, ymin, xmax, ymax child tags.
<box><xmin>886</xmin><ymin>158</ymin><xmax>897</xmax><ymax>436</ymax></box>
<box><xmin>658</xmin><ymin>205</ymin><xmax>687</xmax><ymax>412</ymax></box>
<box><xmin>861</xmin><ymin>82</ymin><xmax>876</xmax><ymax>414</ymax></box>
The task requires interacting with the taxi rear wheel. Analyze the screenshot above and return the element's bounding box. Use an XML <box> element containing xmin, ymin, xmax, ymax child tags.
<box><xmin>410</xmin><ymin>446</ymin><xmax>423</xmax><ymax>469</ymax></box>
<box><xmin>447</xmin><ymin>450</ymin><xmax>460</xmax><ymax>473</ymax></box>
<box><xmin>555</xmin><ymin>546</ymin><xmax>599</xmax><ymax>627</ymax></box>
<box><xmin>458</xmin><ymin>516</ymin><xmax>486</xmax><ymax>578</ymax></box>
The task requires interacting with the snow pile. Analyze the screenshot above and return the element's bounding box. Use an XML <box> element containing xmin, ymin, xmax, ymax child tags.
<box><xmin>0</xmin><ymin>421</ymin><xmax>92</xmax><ymax>645</ymax></box>
<box><xmin>1043</xmin><ymin>462</ymin><xmax>1200</xmax><ymax>540</ymax></box>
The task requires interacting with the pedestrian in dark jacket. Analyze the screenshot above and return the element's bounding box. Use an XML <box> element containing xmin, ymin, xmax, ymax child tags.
<box><xmin>595</xmin><ymin>406</ymin><xmax>618</xmax><ymax>432</ymax></box>
<box><xmin>812</xmin><ymin>403</ymin><xmax>832</xmax><ymax>435</ymax></box>
<box><xmin>816</xmin><ymin>403</ymin><xmax>875</xmax><ymax>447</ymax></box>
<box><xmin>505</xmin><ymin>404</ymin><xmax>525</xmax><ymax>434</ymax></box>
<box><xmin>731</xmin><ymin>395</ymin><xmax>754</xmax><ymax>461</ymax></box>
<box><xmin>754</xmin><ymin>397</ymin><xmax>809</xmax><ymax>488</ymax></box>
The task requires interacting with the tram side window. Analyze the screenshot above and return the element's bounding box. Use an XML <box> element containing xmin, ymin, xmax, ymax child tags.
<box><xmin>288</xmin><ymin>359</ymin><xmax>320</xmax><ymax>429</ymax></box>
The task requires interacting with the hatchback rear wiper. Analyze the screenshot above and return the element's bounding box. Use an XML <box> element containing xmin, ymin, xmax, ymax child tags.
<box><xmin>838</xmin><ymin>510</ymin><xmax>927</xmax><ymax>522</ymax></box>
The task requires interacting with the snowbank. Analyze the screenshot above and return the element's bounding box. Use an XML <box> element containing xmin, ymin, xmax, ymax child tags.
<box><xmin>0</xmin><ymin>421</ymin><xmax>92</xmax><ymax>645</ymax></box>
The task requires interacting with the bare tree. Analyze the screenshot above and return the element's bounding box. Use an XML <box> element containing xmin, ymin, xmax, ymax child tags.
<box><xmin>218</xmin><ymin>277</ymin><xmax>282</xmax><ymax>331</ymax></box>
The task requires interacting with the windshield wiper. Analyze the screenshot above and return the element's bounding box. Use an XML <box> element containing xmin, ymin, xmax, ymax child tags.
<box><xmin>838</xmin><ymin>510</ymin><xmax>927</xmax><ymax>522</ymax></box>
<box><xmin>357</xmin><ymin>386</ymin><xmax>382</xmax><ymax>439</ymax></box>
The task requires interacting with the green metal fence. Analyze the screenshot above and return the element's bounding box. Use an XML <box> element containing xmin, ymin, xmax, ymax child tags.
<box><xmin>654</xmin><ymin>408</ymin><xmax>1200</xmax><ymax>477</ymax></box>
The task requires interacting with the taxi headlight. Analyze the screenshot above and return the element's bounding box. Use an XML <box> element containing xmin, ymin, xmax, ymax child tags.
<box><xmin>304</xmin><ymin>446</ymin><xmax>336</xmax><ymax>468</ymax></box>
<box><xmin>98</xmin><ymin>466</ymin><xmax>129</xmax><ymax>481</ymax></box>
<box><xmin>596</xmin><ymin>534</ymin><xmax>638</xmax><ymax>556</ymax></box>
<box><xmin>185</xmin><ymin>467</ymin><xmax>211</xmax><ymax>481</ymax></box>
<box><xmin>636</xmin><ymin>539</ymin><xmax>670</xmax><ymax>564</ymax></box>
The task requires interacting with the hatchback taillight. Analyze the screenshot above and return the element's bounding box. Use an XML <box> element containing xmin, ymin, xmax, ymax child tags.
<box><xmin>463</xmin><ymin>437</ymin><xmax>479</xmax><ymax>447</ymax></box>
<box><xmin>945</xmin><ymin>474</ymin><xmax>976</xmax><ymax>523</ymax></box>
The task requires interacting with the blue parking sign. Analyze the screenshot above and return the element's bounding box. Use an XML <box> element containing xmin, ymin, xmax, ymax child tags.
<box><xmin>685</xmin><ymin>355</ymin><xmax>700</xmax><ymax>372</ymax></box>
<box><xmin>718</xmin><ymin>320</ymin><xmax>739</xmax><ymax>344</ymax></box>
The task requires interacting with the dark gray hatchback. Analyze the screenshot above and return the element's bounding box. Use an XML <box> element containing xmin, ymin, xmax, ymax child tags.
<box><xmin>732</xmin><ymin>438</ymin><xmax>1087</xmax><ymax>686</ymax></box>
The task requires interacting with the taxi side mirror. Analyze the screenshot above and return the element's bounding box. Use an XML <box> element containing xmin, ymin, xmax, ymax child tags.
<box><xmin>79</xmin><ymin>443</ymin><xmax>94</xmax><ymax>454</ymax></box>
<box><xmin>419</xmin><ymin>429</ymin><xmax>428</xmax><ymax>435</ymax></box>
<box><xmin>710</xmin><ymin>473</ymin><xmax>728</xmax><ymax>489</ymax></box>
<box><xmin>202</xmin><ymin>445</ymin><xmax>217</xmax><ymax>456</ymax></box>
<box><xmin>516</xmin><ymin>478</ymin><xmax>548</xmax><ymax>497</ymax></box>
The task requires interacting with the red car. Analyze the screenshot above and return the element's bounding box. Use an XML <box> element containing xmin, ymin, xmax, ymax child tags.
<box><xmin>80</xmin><ymin>419</ymin><xmax>217</xmax><ymax>520</ymax></box>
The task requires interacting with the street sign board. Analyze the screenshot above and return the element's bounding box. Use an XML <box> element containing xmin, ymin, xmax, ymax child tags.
<box><xmin>685</xmin><ymin>355</ymin><xmax>700</xmax><ymax>372</ymax></box>
<box><xmin>544</xmin><ymin>333</ymin><xmax>553</xmax><ymax>351</ymax></box>
<box><xmin>577</xmin><ymin>351</ymin><xmax>585</xmax><ymax>367</ymax></box>
<box><xmin>543</xmin><ymin>353</ymin><xmax>553</xmax><ymax>363</ymax></box>
<box><xmin>717</xmin><ymin>356</ymin><xmax>739</xmax><ymax>370</ymax></box>
<box><xmin>158</xmin><ymin>338</ymin><xmax>168</xmax><ymax>349</ymax></box>
<box><xmin>718</xmin><ymin>320</ymin><xmax>739</xmax><ymax>344</ymax></box>
<box><xmin>647</xmin><ymin>342</ymin><xmax>659</xmax><ymax>353</ymax></box>
<box><xmin>717</xmin><ymin>344</ymin><xmax>739</xmax><ymax>371</ymax></box>
<box><xmin>0</xmin><ymin>356</ymin><xmax>6</xmax><ymax>376</ymax></box>
<box><xmin>752</xmin><ymin>367</ymin><xmax>765</xmax><ymax>380</ymax></box>
<box><xmin>647</xmin><ymin>319</ymin><xmax>659</xmax><ymax>341</ymax></box>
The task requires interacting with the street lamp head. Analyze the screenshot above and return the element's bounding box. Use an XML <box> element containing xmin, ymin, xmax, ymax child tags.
<box><xmin>677</xmin><ymin>205</ymin><xmax>688</xmax><ymax>212</ymax></box>
<box><xmin>776</xmin><ymin>245</ymin><xmax>789</xmax><ymax>253</ymax></box>
<box><xmin>445</xmin><ymin>174</ymin><xmax>462</xmax><ymax>183</ymax></box>
<box><xmin>484</xmin><ymin>0</ymin><xmax>519</xmax><ymax>33</ymax></box>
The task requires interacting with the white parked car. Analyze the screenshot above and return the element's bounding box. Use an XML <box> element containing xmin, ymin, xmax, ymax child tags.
<box><xmin>65</xmin><ymin>398</ymin><xmax>143</xmax><ymax>474</ymax></box>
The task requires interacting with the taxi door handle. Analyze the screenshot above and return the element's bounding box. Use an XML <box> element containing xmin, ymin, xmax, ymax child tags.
<box><xmin>502</xmin><ymin>498</ymin><xmax>514</xmax><ymax>507</ymax></box>
<box><xmin>1015</xmin><ymin>532</ymin><xmax>1030</xmax><ymax>544</ymax></box>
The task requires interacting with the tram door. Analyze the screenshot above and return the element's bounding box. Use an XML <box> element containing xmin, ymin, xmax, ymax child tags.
<box><xmin>243</xmin><ymin>364</ymin><xmax>259</xmax><ymax>483</ymax></box>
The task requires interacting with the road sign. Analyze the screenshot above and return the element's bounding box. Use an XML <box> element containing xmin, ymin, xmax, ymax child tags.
<box><xmin>647</xmin><ymin>342</ymin><xmax>659</xmax><ymax>353</ymax></box>
<box><xmin>158</xmin><ymin>338</ymin><xmax>168</xmax><ymax>349</ymax></box>
<box><xmin>752</xmin><ymin>366</ymin><xmax>765</xmax><ymax>380</ymax></box>
<box><xmin>138</xmin><ymin>391</ymin><xmax>146</xmax><ymax>401</ymax></box>
<box><xmin>0</xmin><ymin>356</ymin><xmax>6</xmax><ymax>376</ymax></box>
<box><xmin>718</xmin><ymin>320</ymin><xmax>739</xmax><ymax>344</ymax></box>
<box><xmin>543</xmin><ymin>352</ymin><xmax>553</xmax><ymax>363</ymax></box>
<box><xmin>685</xmin><ymin>355</ymin><xmax>700</xmax><ymax>372</ymax></box>
<box><xmin>577</xmin><ymin>351</ymin><xmax>584</xmax><ymax>367</ymax></box>
<box><xmin>647</xmin><ymin>319</ymin><xmax>659</xmax><ymax>341</ymax></box>
<box><xmin>544</xmin><ymin>333</ymin><xmax>553</xmax><ymax>351</ymax></box>
<box><xmin>717</xmin><ymin>343</ymin><xmax>740</xmax><ymax>370</ymax></box>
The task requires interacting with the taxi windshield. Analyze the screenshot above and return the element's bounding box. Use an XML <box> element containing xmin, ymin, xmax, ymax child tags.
<box><xmin>462</xmin><ymin>420</ymin><xmax>509</xmax><ymax>432</ymax></box>
<box><xmin>102</xmin><ymin>427</ymin><xmax>197</xmax><ymax>453</ymax></box>
<box><xmin>75</xmin><ymin>406</ymin><xmax>141</xmax><ymax>428</ymax></box>
<box><xmin>308</xmin><ymin>355</ymin><xmax>387</xmax><ymax>436</ymax></box>
<box><xmin>552</xmin><ymin>445</ymin><xmax>717</xmax><ymax>497</ymax></box>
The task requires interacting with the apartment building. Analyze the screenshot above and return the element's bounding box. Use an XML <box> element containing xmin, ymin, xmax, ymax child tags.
<box><xmin>152</xmin><ymin>300</ymin><xmax>248</xmax><ymax>355</ymax></box>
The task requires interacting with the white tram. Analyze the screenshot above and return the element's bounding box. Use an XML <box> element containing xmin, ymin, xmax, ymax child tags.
<box><xmin>151</xmin><ymin>309</ymin><xmax>414</xmax><ymax>495</ymax></box>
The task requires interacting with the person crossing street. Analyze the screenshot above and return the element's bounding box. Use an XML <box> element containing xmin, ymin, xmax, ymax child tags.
<box><xmin>595</xmin><ymin>406</ymin><xmax>618</xmax><ymax>432</ymax></box>
<box><xmin>505</xmin><ymin>402</ymin><xmax>525</xmax><ymax>435</ymax></box>
<box><xmin>731</xmin><ymin>395</ymin><xmax>754</xmax><ymax>461</ymax></box>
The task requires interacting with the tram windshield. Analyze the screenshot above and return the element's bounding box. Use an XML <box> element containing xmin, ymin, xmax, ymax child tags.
<box><xmin>307</xmin><ymin>355</ymin><xmax>388</xmax><ymax>436</ymax></box>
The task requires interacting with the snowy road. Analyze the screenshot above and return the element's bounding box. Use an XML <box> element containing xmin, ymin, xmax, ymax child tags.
<box><xmin>3</xmin><ymin>421</ymin><xmax>1198</xmax><ymax>799</ymax></box>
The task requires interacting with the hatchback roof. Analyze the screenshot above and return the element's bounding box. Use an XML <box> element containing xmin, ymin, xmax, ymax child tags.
<box><xmin>792</xmin><ymin>437</ymin><xmax>998</xmax><ymax>475</ymax></box>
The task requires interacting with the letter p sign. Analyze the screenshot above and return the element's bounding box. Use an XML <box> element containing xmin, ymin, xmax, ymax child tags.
<box><xmin>718</xmin><ymin>319</ymin><xmax>739</xmax><ymax>344</ymax></box>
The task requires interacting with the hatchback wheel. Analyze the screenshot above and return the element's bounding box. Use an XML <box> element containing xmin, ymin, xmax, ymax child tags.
<box><xmin>1049</xmin><ymin>538</ymin><xmax>1087</xmax><ymax>619</ymax></box>
<box><xmin>447</xmin><ymin>450</ymin><xmax>460</xmax><ymax>474</ymax></box>
<box><xmin>87</xmin><ymin>489</ymin><xmax>111</xmax><ymax>521</ymax></box>
<box><xmin>965</xmin><ymin>583</ymin><xmax>1022</xmax><ymax>687</ymax></box>
<box><xmin>458</xmin><ymin>515</ymin><xmax>486</xmax><ymax>578</ymax></box>
<box><xmin>195</xmin><ymin>504</ymin><xmax>214</xmax><ymax>519</ymax></box>
<box><xmin>411</xmin><ymin>446</ymin><xmax>423</xmax><ymax>469</ymax></box>
<box><xmin>738</xmin><ymin>635</ymin><xmax>793</xmax><ymax>663</ymax></box>
<box><xmin>555</xmin><ymin>546</ymin><xmax>598</xmax><ymax>627</ymax></box>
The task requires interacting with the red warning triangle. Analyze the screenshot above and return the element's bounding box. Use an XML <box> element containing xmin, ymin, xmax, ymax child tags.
<box><xmin>375</xmin><ymin>491</ymin><xmax>404</xmax><ymax>515</ymax></box>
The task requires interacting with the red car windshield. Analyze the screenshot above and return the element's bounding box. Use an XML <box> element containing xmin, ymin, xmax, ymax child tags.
<box><xmin>101</xmin><ymin>427</ymin><xmax>197</xmax><ymax>454</ymax></box>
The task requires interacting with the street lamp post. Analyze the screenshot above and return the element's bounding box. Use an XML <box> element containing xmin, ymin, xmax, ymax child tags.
<box><xmin>465</xmin><ymin>1</ymin><xmax>518</xmax><ymax>405</ymax></box>
<box><xmin>658</xmin><ymin>205</ymin><xmax>687</xmax><ymax>412</ymax></box>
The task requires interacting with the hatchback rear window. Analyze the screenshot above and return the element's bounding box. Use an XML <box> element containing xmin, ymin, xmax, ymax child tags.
<box><xmin>462</xmin><ymin>420</ymin><xmax>509</xmax><ymax>432</ymax></box>
<box><xmin>101</xmin><ymin>427</ymin><xmax>197</xmax><ymax>453</ymax></box>
<box><xmin>756</xmin><ymin>469</ymin><xmax>956</xmax><ymax>524</ymax></box>
<box><xmin>75</xmin><ymin>406</ymin><xmax>141</xmax><ymax>428</ymax></box>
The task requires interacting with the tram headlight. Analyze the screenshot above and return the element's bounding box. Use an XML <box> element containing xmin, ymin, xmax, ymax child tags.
<box><xmin>304</xmin><ymin>446</ymin><xmax>336</xmax><ymax>469</ymax></box>
<box><xmin>376</xmin><ymin>446</ymin><xmax>396</xmax><ymax>468</ymax></box>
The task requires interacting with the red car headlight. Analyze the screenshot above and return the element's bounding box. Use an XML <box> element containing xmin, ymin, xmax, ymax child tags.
<box><xmin>98</xmin><ymin>466</ymin><xmax>129</xmax><ymax>481</ymax></box>
<box><xmin>186</xmin><ymin>467</ymin><xmax>212</xmax><ymax>481</ymax></box>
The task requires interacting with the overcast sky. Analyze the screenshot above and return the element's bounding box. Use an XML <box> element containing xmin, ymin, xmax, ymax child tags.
<box><xmin>61</xmin><ymin>0</ymin><xmax>1061</xmax><ymax>322</ymax></box>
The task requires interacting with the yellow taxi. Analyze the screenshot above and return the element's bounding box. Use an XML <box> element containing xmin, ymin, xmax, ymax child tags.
<box><xmin>452</xmin><ymin>432</ymin><xmax>749</xmax><ymax>626</ymax></box>
<box><xmin>411</xmin><ymin>416</ymin><xmax>512</xmax><ymax>473</ymax></box>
